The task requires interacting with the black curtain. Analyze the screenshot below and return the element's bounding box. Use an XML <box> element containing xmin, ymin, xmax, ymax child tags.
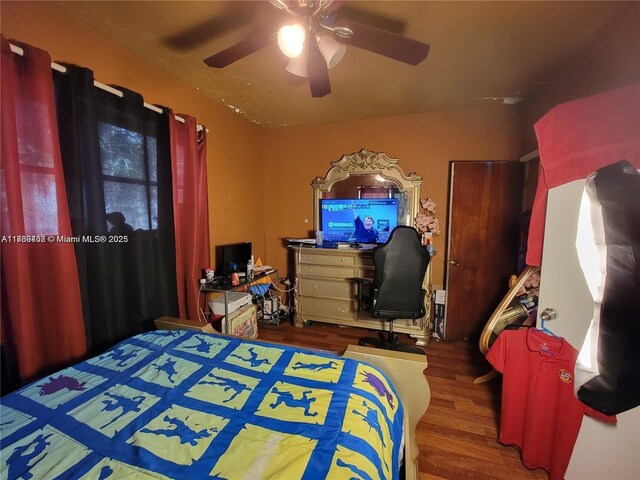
<box><xmin>53</xmin><ymin>64</ymin><xmax>178</xmax><ymax>354</ymax></box>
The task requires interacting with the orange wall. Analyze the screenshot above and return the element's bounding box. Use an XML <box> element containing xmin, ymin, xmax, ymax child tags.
<box><xmin>522</xmin><ymin>2</ymin><xmax>640</xmax><ymax>150</ymax></box>
<box><xmin>0</xmin><ymin>1</ymin><xmax>524</xmax><ymax>287</ymax></box>
<box><xmin>1</xmin><ymin>1</ymin><xmax>266</xmax><ymax>263</ymax></box>
<box><xmin>261</xmin><ymin>105</ymin><xmax>523</xmax><ymax>285</ymax></box>
<box><xmin>6</xmin><ymin>1</ymin><xmax>634</xmax><ymax>289</ymax></box>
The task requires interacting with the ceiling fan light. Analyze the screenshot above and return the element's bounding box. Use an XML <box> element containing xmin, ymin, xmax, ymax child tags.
<box><xmin>277</xmin><ymin>24</ymin><xmax>306</xmax><ymax>58</ymax></box>
<box><xmin>286</xmin><ymin>53</ymin><xmax>308</xmax><ymax>77</ymax></box>
<box><xmin>317</xmin><ymin>34</ymin><xmax>346</xmax><ymax>69</ymax></box>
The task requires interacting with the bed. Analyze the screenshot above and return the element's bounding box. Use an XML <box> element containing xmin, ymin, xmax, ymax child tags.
<box><xmin>0</xmin><ymin>327</ymin><xmax>430</xmax><ymax>480</ymax></box>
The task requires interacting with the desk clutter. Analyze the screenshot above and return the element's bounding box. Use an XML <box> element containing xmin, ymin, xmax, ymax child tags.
<box><xmin>249</xmin><ymin>283</ymin><xmax>288</xmax><ymax>326</ymax></box>
<box><xmin>208</xmin><ymin>291</ymin><xmax>252</xmax><ymax>315</ymax></box>
<box><xmin>202</xmin><ymin>275</ymin><xmax>289</xmax><ymax>336</ymax></box>
<box><xmin>202</xmin><ymin>243</ymin><xmax>290</xmax><ymax>335</ymax></box>
<box><xmin>204</xmin><ymin>274</ymin><xmax>231</xmax><ymax>286</ymax></box>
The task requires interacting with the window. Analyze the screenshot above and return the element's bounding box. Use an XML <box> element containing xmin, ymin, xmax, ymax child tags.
<box><xmin>3</xmin><ymin>100</ymin><xmax>60</xmax><ymax>235</ymax></box>
<box><xmin>98</xmin><ymin>123</ymin><xmax>158</xmax><ymax>231</ymax></box>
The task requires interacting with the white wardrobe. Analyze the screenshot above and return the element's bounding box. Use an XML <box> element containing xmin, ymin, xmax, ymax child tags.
<box><xmin>533</xmin><ymin>83</ymin><xmax>640</xmax><ymax>479</ymax></box>
<box><xmin>538</xmin><ymin>178</ymin><xmax>639</xmax><ymax>479</ymax></box>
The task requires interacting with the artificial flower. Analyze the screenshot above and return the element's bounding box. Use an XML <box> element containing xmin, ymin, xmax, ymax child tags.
<box><xmin>415</xmin><ymin>198</ymin><xmax>441</xmax><ymax>236</ymax></box>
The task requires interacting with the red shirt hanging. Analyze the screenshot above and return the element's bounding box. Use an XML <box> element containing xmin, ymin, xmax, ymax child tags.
<box><xmin>487</xmin><ymin>329</ymin><xmax>616</xmax><ymax>480</ymax></box>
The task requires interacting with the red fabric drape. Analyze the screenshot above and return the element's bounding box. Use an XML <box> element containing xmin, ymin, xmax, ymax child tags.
<box><xmin>526</xmin><ymin>83</ymin><xmax>640</xmax><ymax>266</ymax></box>
<box><xmin>169</xmin><ymin>113</ymin><xmax>210</xmax><ymax>320</ymax></box>
<box><xmin>1</xmin><ymin>37</ymin><xmax>86</xmax><ymax>381</ymax></box>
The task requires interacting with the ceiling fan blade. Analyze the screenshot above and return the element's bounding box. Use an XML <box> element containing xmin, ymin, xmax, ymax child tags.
<box><xmin>333</xmin><ymin>20</ymin><xmax>430</xmax><ymax>66</ymax></box>
<box><xmin>307</xmin><ymin>37</ymin><xmax>331</xmax><ymax>97</ymax></box>
<box><xmin>166</xmin><ymin>14</ymin><xmax>252</xmax><ymax>51</ymax></box>
<box><xmin>203</xmin><ymin>30</ymin><xmax>275</xmax><ymax>68</ymax></box>
<box><xmin>333</xmin><ymin>5</ymin><xmax>405</xmax><ymax>34</ymax></box>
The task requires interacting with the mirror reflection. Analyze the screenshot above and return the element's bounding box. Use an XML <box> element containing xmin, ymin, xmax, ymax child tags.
<box><xmin>312</xmin><ymin>150</ymin><xmax>422</xmax><ymax>241</ymax></box>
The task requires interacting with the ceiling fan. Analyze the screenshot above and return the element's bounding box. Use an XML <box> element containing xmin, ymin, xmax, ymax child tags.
<box><xmin>203</xmin><ymin>0</ymin><xmax>430</xmax><ymax>98</ymax></box>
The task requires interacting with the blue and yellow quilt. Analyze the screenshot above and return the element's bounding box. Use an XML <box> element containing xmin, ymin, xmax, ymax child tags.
<box><xmin>0</xmin><ymin>330</ymin><xmax>404</xmax><ymax>479</ymax></box>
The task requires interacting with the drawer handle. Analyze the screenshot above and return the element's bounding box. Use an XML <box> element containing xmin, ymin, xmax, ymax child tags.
<box><xmin>336</xmin><ymin>307</ymin><xmax>349</xmax><ymax>313</ymax></box>
<box><xmin>340</xmin><ymin>258</ymin><xmax>345</xmax><ymax>262</ymax></box>
<box><xmin>313</xmin><ymin>285</ymin><xmax>317</xmax><ymax>290</ymax></box>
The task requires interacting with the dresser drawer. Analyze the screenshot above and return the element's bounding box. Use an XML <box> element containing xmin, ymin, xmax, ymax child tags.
<box><xmin>298</xmin><ymin>252</ymin><xmax>356</xmax><ymax>267</ymax></box>
<box><xmin>298</xmin><ymin>277</ymin><xmax>353</xmax><ymax>300</ymax></box>
<box><xmin>298</xmin><ymin>264</ymin><xmax>356</xmax><ymax>279</ymax></box>
<box><xmin>298</xmin><ymin>296</ymin><xmax>356</xmax><ymax>322</ymax></box>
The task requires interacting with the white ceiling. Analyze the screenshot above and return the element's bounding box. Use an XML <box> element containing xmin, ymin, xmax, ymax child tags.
<box><xmin>53</xmin><ymin>1</ymin><xmax>631</xmax><ymax>126</ymax></box>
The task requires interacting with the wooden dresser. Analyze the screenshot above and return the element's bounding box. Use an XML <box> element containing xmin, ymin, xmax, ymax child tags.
<box><xmin>292</xmin><ymin>246</ymin><xmax>432</xmax><ymax>345</ymax></box>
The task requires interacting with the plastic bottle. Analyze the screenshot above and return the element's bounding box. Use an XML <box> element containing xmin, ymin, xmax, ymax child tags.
<box><xmin>230</xmin><ymin>263</ymin><xmax>240</xmax><ymax>286</ymax></box>
<box><xmin>247</xmin><ymin>256</ymin><xmax>254</xmax><ymax>280</ymax></box>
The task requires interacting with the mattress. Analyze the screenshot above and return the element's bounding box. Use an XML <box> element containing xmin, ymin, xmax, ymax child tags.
<box><xmin>0</xmin><ymin>330</ymin><xmax>405</xmax><ymax>479</ymax></box>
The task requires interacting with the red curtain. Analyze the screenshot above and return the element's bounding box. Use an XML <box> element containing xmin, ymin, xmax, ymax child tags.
<box><xmin>1</xmin><ymin>37</ymin><xmax>86</xmax><ymax>381</ymax></box>
<box><xmin>527</xmin><ymin>83</ymin><xmax>640</xmax><ymax>266</ymax></box>
<box><xmin>169</xmin><ymin>113</ymin><xmax>210</xmax><ymax>320</ymax></box>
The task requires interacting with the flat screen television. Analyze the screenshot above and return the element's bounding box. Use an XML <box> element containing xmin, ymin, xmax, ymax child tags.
<box><xmin>215</xmin><ymin>242</ymin><xmax>252</xmax><ymax>276</ymax></box>
<box><xmin>320</xmin><ymin>198</ymin><xmax>399</xmax><ymax>244</ymax></box>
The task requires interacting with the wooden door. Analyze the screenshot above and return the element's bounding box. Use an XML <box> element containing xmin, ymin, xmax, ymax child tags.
<box><xmin>444</xmin><ymin>161</ymin><xmax>524</xmax><ymax>340</ymax></box>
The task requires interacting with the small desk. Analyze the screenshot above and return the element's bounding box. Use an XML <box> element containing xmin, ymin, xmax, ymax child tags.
<box><xmin>200</xmin><ymin>269</ymin><xmax>278</xmax><ymax>334</ymax></box>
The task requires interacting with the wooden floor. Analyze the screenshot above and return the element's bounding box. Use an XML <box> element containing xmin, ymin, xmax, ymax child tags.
<box><xmin>258</xmin><ymin>320</ymin><xmax>548</xmax><ymax>480</ymax></box>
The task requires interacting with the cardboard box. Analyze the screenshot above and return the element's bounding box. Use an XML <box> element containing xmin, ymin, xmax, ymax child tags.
<box><xmin>225</xmin><ymin>303</ymin><xmax>258</xmax><ymax>339</ymax></box>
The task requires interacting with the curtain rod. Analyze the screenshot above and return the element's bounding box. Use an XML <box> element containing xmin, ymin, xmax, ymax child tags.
<box><xmin>9</xmin><ymin>43</ymin><xmax>208</xmax><ymax>133</ymax></box>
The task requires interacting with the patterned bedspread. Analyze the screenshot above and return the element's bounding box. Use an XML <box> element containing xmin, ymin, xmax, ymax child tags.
<box><xmin>0</xmin><ymin>330</ymin><xmax>404</xmax><ymax>479</ymax></box>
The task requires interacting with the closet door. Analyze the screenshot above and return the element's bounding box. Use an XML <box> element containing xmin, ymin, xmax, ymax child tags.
<box><xmin>537</xmin><ymin>179</ymin><xmax>640</xmax><ymax>480</ymax></box>
<box><xmin>444</xmin><ymin>161</ymin><xmax>523</xmax><ymax>340</ymax></box>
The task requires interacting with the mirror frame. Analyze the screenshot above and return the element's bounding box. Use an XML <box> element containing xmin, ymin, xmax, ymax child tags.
<box><xmin>312</xmin><ymin>149</ymin><xmax>423</xmax><ymax>231</ymax></box>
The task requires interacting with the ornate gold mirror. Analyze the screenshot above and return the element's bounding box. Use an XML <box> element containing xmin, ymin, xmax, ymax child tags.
<box><xmin>312</xmin><ymin>149</ymin><xmax>422</xmax><ymax>231</ymax></box>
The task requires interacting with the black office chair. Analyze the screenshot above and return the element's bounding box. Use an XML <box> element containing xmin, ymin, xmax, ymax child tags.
<box><xmin>354</xmin><ymin>226</ymin><xmax>429</xmax><ymax>355</ymax></box>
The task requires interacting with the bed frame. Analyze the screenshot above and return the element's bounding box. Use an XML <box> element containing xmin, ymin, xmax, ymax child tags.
<box><xmin>343</xmin><ymin>345</ymin><xmax>430</xmax><ymax>480</ymax></box>
<box><xmin>154</xmin><ymin>316</ymin><xmax>431</xmax><ymax>480</ymax></box>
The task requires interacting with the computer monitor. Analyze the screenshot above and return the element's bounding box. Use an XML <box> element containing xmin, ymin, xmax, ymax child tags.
<box><xmin>215</xmin><ymin>242</ymin><xmax>252</xmax><ymax>276</ymax></box>
<box><xmin>320</xmin><ymin>198</ymin><xmax>399</xmax><ymax>244</ymax></box>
